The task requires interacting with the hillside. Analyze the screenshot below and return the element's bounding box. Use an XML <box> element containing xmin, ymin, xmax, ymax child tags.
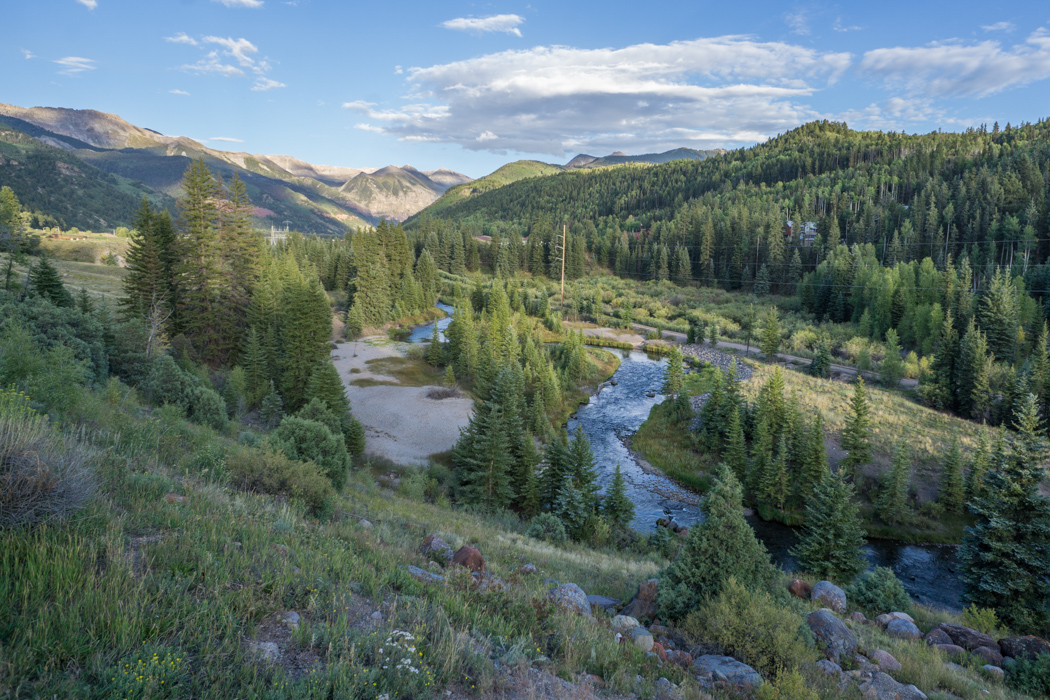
<box><xmin>409</xmin><ymin>160</ymin><xmax>564</xmax><ymax>222</ymax></box>
<box><xmin>0</xmin><ymin>103</ymin><xmax>471</xmax><ymax>231</ymax></box>
<box><xmin>566</xmin><ymin>147</ymin><xmax>725</xmax><ymax>169</ymax></box>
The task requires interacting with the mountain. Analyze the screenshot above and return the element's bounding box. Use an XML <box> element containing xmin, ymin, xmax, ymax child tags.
<box><xmin>564</xmin><ymin>147</ymin><xmax>725</xmax><ymax>168</ymax></box>
<box><xmin>409</xmin><ymin>160</ymin><xmax>564</xmax><ymax>222</ymax></box>
<box><xmin>564</xmin><ymin>154</ymin><xmax>598</xmax><ymax>168</ymax></box>
<box><xmin>0</xmin><ymin>103</ymin><xmax>471</xmax><ymax>232</ymax></box>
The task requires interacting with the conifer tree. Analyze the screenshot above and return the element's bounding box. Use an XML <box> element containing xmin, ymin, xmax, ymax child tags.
<box><xmin>260</xmin><ymin>380</ymin><xmax>285</xmax><ymax>426</ymax></box>
<box><xmin>796</xmin><ymin>412</ymin><xmax>828</xmax><ymax>505</ymax></box>
<box><xmin>657</xmin><ymin>465</ymin><xmax>776</xmax><ymax>622</ymax></box>
<box><xmin>807</xmin><ymin>336</ymin><xmax>832</xmax><ymax>378</ymax></box>
<box><xmin>939</xmin><ymin>435</ymin><xmax>965</xmax><ymax>514</ymax></box>
<box><xmin>27</xmin><ymin>254</ymin><xmax>73</xmax><ymax>307</ymax></box>
<box><xmin>750</xmin><ymin>412</ymin><xmax>774</xmax><ymax>494</ymax></box>
<box><xmin>540</xmin><ymin>437</ymin><xmax>572</xmax><ymax>510</ymax></box>
<box><xmin>351</xmin><ymin>230</ymin><xmax>392</xmax><ymax>326</ymax></box>
<box><xmin>792</xmin><ymin>468</ymin><xmax>867</xmax><ymax>582</ymax></box>
<box><xmin>965</xmin><ymin>431</ymin><xmax>991</xmax><ymax>503</ymax></box>
<box><xmin>921</xmin><ymin>310</ymin><xmax>960</xmax><ymax>411</ymax></box>
<box><xmin>415</xmin><ymin>248</ymin><xmax>439</xmax><ymax>306</ymax></box>
<box><xmin>840</xmin><ymin>378</ymin><xmax>873</xmax><ymax>476</ymax></box>
<box><xmin>760</xmin><ymin>306</ymin><xmax>781</xmax><ymax>360</ymax></box>
<box><xmin>876</xmin><ymin>443</ymin><xmax>912</xmax><ymax>525</ymax></box>
<box><xmin>568</xmin><ymin>424</ymin><xmax>600</xmax><ymax>511</ymax></box>
<box><xmin>443</xmin><ymin>365</ymin><xmax>456</xmax><ymax>387</ymax></box>
<box><xmin>242</xmin><ymin>326</ymin><xmax>269</xmax><ymax>406</ymax></box>
<box><xmin>724</xmin><ymin>407</ymin><xmax>748</xmax><ymax>482</ymax></box>
<box><xmin>603</xmin><ymin>462</ymin><xmax>635</xmax><ymax>530</ymax></box>
<box><xmin>977</xmin><ymin>267</ymin><xmax>1019</xmax><ymax>364</ymax></box>
<box><xmin>426</xmin><ymin>323</ymin><xmax>443</xmax><ymax>366</ymax></box>
<box><xmin>175</xmin><ymin>158</ymin><xmax>223</xmax><ymax>362</ymax></box>
<box><xmin>662</xmin><ymin>345</ymin><xmax>684</xmax><ymax>398</ymax></box>
<box><xmin>280</xmin><ymin>273</ymin><xmax>332</xmax><ymax>411</ymax></box>
<box><xmin>452</xmin><ymin>403</ymin><xmax>514</xmax><ymax>511</ymax></box>
<box><xmin>306</xmin><ymin>361</ymin><xmax>350</xmax><ymax>416</ymax></box>
<box><xmin>121</xmin><ymin>198</ymin><xmax>169</xmax><ymax>319</ymax></box>
<box><xmin>77</xmin><ymin>288</ymin><xmax>95</xmax><ymax>316</ymax></box>
<box><xmin>218</xmin><ymin>173</ymin><xmax>261</xmax><ymax>359</ymax></box>
<box><xmin>880</xmin><ymin>328</ymin><xmax>905</xmax><ymax>387</ymax></box>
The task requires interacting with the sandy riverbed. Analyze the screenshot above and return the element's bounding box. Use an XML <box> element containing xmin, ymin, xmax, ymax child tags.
<box><xmin>331</xmin><ymin>337</ymin><xmax>473</xmax><ymax>465</ymax></box>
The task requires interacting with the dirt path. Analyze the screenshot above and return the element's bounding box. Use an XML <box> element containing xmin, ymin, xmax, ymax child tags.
<box><xmin>331</xmin><ymin>338</ymin><xmax>473</xmax><ymax>465</ymax></box>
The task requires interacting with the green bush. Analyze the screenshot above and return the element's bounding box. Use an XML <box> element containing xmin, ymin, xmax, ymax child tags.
<box><xmin>682</xmin><ymin>577</ymin><xmax>816</xmax><ymax>678</ymax></box>
<box><xmin>226</xmin><ymin>446</ymin><xmax>334</xmax><ymax>516</ymax></box>
<box><xmin>268</xmin><ymin>416</ymin><xmax>351</xmax><ymax>490</ymax></box>
<box><xmin>526</xmin><ymin>513</ymin><xmax>567</xmax><ymax>543</ymax></box>
<box><xmin>142</xmin><ymin>355</ymin><xmax>197</xmax><ymax>411</ymax></box>
<box><xmin>189</xmin><ymin>386</ymin><xmax>228</xmax><ymax>432</ymax></box>
<box><xmin>1006</xmin><ymin>653</ymin><xmax>1050</xmax><ymax>697</ymax></box>
<box><xmin>960</xmin><ymin>604</ymin><xmax>1005</xmax><ymax>636</ymax></box>
<box><xmin>846</xmin><ymin>567</ymin><xmax>911</xmax><ymax>615</ymax></box>
<box><xmin>756</xmin><ymin>669</ymin><xmax>819</xmax><ymax>700</ymax></box>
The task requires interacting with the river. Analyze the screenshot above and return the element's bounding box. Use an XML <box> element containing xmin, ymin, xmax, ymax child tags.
<box><xmin>410</xmin><ymin>312</ymin><xmax>963</xmax><ymax>610</ymax></box>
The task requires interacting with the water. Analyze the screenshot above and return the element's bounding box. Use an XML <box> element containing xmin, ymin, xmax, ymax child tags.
<box><xmin>407</xmin><ymin>301</ymin><xmax>455</xmax><ymax>343</ymax></box>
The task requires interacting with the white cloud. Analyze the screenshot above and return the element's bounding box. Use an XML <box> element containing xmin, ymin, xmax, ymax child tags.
<box><xmin>203</xmin><ymin>36</ymin><xmax>258</xmax><ymax>67</ymax></box>
<box><xmin>182</xmin><ymin>51</ymin><xmax>244</xmax><ymax>76</ymax></box>
<box><xmin>355</xmin><ymin>123</ymin><xmax>385</xmax><ymax>133</ymax></box>
<box><xmin>394</xmin><ymin>65</ymin><xmax>403</xmax><ymax>75</ymax></box>
<box><xmin>170</xmin><ymin>89</ymin><xmax>191</xmax><ymax>96</ymax></box>
<box><xmin>442</xmin><ymin>14</ymin><xmax>524</xmax><ymax>37</ymax></box>
<box><xmin>860</xmin><ymin>29</ymin><xmax>1050</xmax><ymax>97</ymax></box>
<box><xmin>344</xmin><ymin>36</ymin><xmax>852</xmax><ymax>156</ymax></box>
<box><xmin>76</xmin><ymin>0</ymin><xmax>97</xmax><ymax>9</ymax></box>
<box><xmin>165</xmin><ymin>32</ymin><xmax>198</xmax><ymax>46</ymax></box>
<box><xmin>22</xmin><ymin>49</ymin><xmax>35</xmax><ymax>59</ymax></box>
<box><xmin>54</xmin><ymin>56</ymin><xmax>96</xmax><ymax>75</ymax></box>
<box><xmin>212</xmin><ymin>0</ymin><xmax>263</xmax><ymax>7</ymax></box>
<box><xmin>982</xmin><ymin>21</ymin><xmax>1015</xmax><ymax>33</ymax></box>
<box><xmin>252</xmin><ymin>77</ymin><xmax>285</xmax><ymax>91</ymax></box>
<box><xmin>784</xmin><ymin>8</ymin><xmax>810</xmax><ymax>35</ymax></box>
<box><xmin>833</xmin><ymin>17</ymin><xmax>862</xmax><ymax>32</ymax></box>
<box><xmin>209</xmin><ymin>136</ymin><xmax>244</xmax><ymax>142</ymax></box>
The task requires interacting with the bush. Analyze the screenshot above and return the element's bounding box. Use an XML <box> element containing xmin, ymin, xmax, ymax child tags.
<box><xmin>682</xmin><ymin>577</ymin><xmax>816</xmax><ymax>678</ymax></box>
<box><xmin>526</xmin><ymin>513</ymin><xmax>567</xmax><ymax>543</ymax></box>
<box><xmin>268</xmin><ymin>416</ymin><xmax>351</xmax><ymax>490</ymax></box>
<box><xmin>226</xmin><ymin>446</ymin><xmax>335</xmax><ymax>516</ymax></box>
<box><xmin>756</xmin><ymin>669</ymin><xmax>819</xmax><ymax>700</ymax></box>
<box><xmin>0</xmin><ymin>393</ymin><xmax>94</xmax><ymax>528</ymax></box>
<box><xmin>846</xmin><ymin>567</ymin><xmax>911</xmax><ymax>615</ymax></box>
<box><xmin>1006</xmin><ymin>653</ymin><xmax>1050</xmax><ymax>697</ymax></box>
<box><xmin>142</xmin><ymin>355</ymin><xmax>197</xmax><ymax>411</ymax></box>
<box><xmin>189</xmin><ymin>386</ymin><xmax>228</xmax><ymax>432</ymax></box>
<box><xmin>960</xmin><ymin>604</ymin><xmax>1005</xmax><ymax>636</ymax></box>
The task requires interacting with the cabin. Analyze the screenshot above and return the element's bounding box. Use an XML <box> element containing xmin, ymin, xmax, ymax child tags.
<box><xmin>784</xmin><ymin>220</ymin><xmax>818</xmax><ymax>247</ymax></box>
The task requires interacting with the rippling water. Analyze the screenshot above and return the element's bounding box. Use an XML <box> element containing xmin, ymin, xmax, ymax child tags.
<box><xmin>407</xmin><ymin>301</ymin><xmax>455</xmax><ymax>343</ymax></box>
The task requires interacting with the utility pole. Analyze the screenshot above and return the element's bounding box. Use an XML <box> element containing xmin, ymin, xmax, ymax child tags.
<box><xmin>560</xmin><ymin>224</ymin><xmax>567</xmax><ymax>307</ymax></box>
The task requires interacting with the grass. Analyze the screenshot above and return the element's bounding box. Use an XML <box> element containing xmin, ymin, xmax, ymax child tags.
<box><xmin>632</xmin><ymin>400</ymin><xmax>716</xmax><ymax>493</ymax></box>
<box><xmin>39</xmin><ymin>232</ymin><xmax>129</xmax><ymax>264</ymax></box>
<box><xmin>551</xmin><ymin>348</ymin><xmax>621</xmax><ymax>427</ymax></box>
<box><xmin>355</xmin><ymin>356</ymin><xmax>445</xmax><ymax>387</ymax></box>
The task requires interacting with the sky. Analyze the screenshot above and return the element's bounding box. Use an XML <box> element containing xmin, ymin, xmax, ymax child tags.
<box><xmin>4</xmin><ymin>0</ymin><xmax>1050</xmax><ymax>178</ymax></box>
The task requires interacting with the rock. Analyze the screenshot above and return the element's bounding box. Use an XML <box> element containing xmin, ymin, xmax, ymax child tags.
<box><xmin>406</xmin><ymin>565</ymin><xmax>445</xmax><ymax>585</ymax></box>
<box><xmin>547</xmin><ymin>583</ymin><xmax>592</xmax><ymax>617</ymax></box>
<box><xmin>667</xmin><ymin>519</ymin><xmax>680</xmax><ymax>533</ymax></box>
<box><xmin>1003</xmin><ymin>657</ymin><xmax>1017</xmax><ymax>670</ymax></box>
<box><xmin>938</xmin><ymin>624</ymin><xmax>999</xmax><ymax>652</ymax></box>
<box><xmin>789</xmin><ymin>579</ymin><xmax>813</xmax><ymax>599</ymax></box>
<box><xmin>886</xmin><ymin>619</ymin><xmax>923</xmax><ymax>640</ymax></box>
<box><xmin>472</xmin><ymin>571</ymin><xmax>506</xmax><ymax>593</ymax></box>
<box><xmin>420</xmin><ymin>535</ymin><xmax>453</xmax><ymax>563</ymax></box>
<box><xmin>980</xmin><ymin>665</ymin><xmax>1004</xmax><ymax>680</ymax></box>
<box><xmin>924</xmin><ymin>628</ymin><xmax>953</xmax><ymax>646</ymax></box>
<box><xmin>854</xmin><ymin>654</ymin><xmax>879</xmax><ymax>673</ymax></box>
<box><xmin>620</xmin><ymin>578</ymin><xmax>659</xmax><ymax>621</ymax></box>
<box><xmin>611</xmin><ymin>615</ymin><xmax>640</xmax><ymax>634</ymax></box>
<box><xmin>451</xmin><ymin>545</ymin><xmax>485</xmax><ymax>572</ymax></box>
<box><xmin>357</xmin><ymin>518</ymin><xmax>374</xmax><ymax>530</ymax></box>
<box><xmin>811</xmin><ymin>581</ymin><xmax>847</xmax><ymax>612</ymax></box>
<box><xmin>279</xmin><ymin>611</ymin><xmax>300</xmax><ymax>630</ymax></box>
<box><xmin>654</xmin><ymin>677</ymin><xmax>684</xmax><ymax>700</ymax></box>
<box><xmin>665</xmin><ymin>650</ymin><xmax>693</xmax><ymax>670</ymax></box>
<box><xmin>651</xmin><ymin>642</ymin><xmax>668</xmax><ymax>662</ymax></box>
<box><xmin>650</xmin><ymin>624</ymin><xmax>671</xmax><ymax>637</ymax></box>
<box><xmin>870</xmin><ymin>650</ymin><xmax>902</xmax><ymax>673</ymax></box>
<box><xmin>164</xmin><ymin>493</ymin><xmax>186</xmax><ymax>504</ymax></box>
<box><xmin>856</xmin><ymin>671</ymin><xmax>928</xmax><ymax>700</ymax></box>
<box><xmin>519</xmin><ymin>564</ymin><xmax>537</xmax><ymax>576</ymax></box>
<box><xmin>630</xmin><ymin>626</ymin><xmax>654</xmax><ymax>652</ymax></box>
<box><xmin>251</xmin><ymin>641</ymin><xmax>280</xmax><ymax>662</ymax></box>
<box><xmin>587</xmin><ymin>595</ymin><xmax>621</xmax><ymax>614</ymax></box>
<box><xmin>693</xmin><ymin>655</ymin><xmax>762</xmax><ymax>690</ymax></box>
<box><xmin>998</xmin><ymin>635</ymin><xmax>1050</xmax><ymax>660</ymax></box>
<box><xmin>850</xmin><ymin>612</ymin><xmax>868</xmax><ymax>624</ymax></box>
<box><xmin>934</xmin><ymin>644</ymin><xmax>966</xmax><ymax>658</ymax></box>
<box><xmin>807</xmin><ymin>610</ymin><xmax>858</xmax><ymax>662</ymax></box>
<box><xmin>427</xmin><ymin>561</ymin><xmax>443</xmax><ymax>573</ymax></box>
<box><xmin>875</xmin><ymin>612</ymin><xmax>915</xmax><ymax>629</ymax></box>
<box><xmin>972</xmin><ymin>646</ymin><xmax>1003</xmax><ymax>667</ymax></box>
<box><xmin>817</xmin><ymin>659</ymin><xmax>843</xmax><ymax>676</ymax></box>
<box><xmin>368</xmin><ymin>611</ymin><xmax>383</xmax><ymax>627</ymax></box>
<box><xmin>542</xmin><ymin>578</ymin><xmax>560</xmax><ymax>585</ymax></box>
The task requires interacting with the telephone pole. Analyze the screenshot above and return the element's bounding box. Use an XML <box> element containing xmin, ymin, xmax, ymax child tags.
<box><xmin>560</xmin><ymin>224</ymin><xmax>567</xmax><ymax>307</ymax></box>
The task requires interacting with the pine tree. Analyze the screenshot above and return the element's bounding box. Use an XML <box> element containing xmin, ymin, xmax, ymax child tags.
<box><xmin>965</xmin><ymin>431</ymin><xmax>991</xmax><ymax>503</ymax></box>
<box><xmin>280</xmin><ymin>273</ymin><xmax>332</xmax><ymax>411</ymax></box>
<box><xmin>426</xmin><ymin>323</ymin><xmax>443</xmax><ymax>366</ymax></box>
<box><xmin>978</xmin><ymin>267</ymin><xmax>1019</xmax><ymax>364</ymax></box>
<box><xmin>939</xmin><ymin>435</ymin><xmax>965</xmax><ymax>514</ymax></box>
<box><xmin>218</xmin><ymin>173</ymin><xmax>261</xmax><ymax>359</ymax></box>
<box><xmin>876</xmin><ymin>443</ymin><xmax>911</xmax><ymax>526</ymax></box>
<box><xmin>415</xmin><ymin>248</ymin><xmax>439</xmax><ymax>306</ymax></box>
<box><xmin>791</xmin><ymin>468</ymin><xmax>867</xmax><ymax>582</ymax></box>
<box><xmin>662</xmin><ymin>345</ymin><xmax>684</xmax><ymax>397</ymax></box>
<box><xmin>351</xmin><ymin>230</ymin><xmax>392</xmax><ymax>326</ymax></box>
<box><xmin>603</xmin><ymin>462</ymin><xmax>635</xmax><ymax>530</ymax></box>
<box><xmin>121</xmin><ymin>198</ymin><xmax>169</xmax><ymax>319</ymax></box>
<box><xmin>880</xmin><ymin>328</ymin><xmax>905</xmax><ymax>387</ymax></box>
<box><xmin>443</xmin><ymin>365</ymin><xmax>456</xmax><ymax>387</ymax></box>
<box><xmin>260</xmin><ymin>380</ymin><xmax>285</xmax><ymax>426</ymax></box>
<box><xmin>452</xmin><ymin>402</ymin><xmax>514</xmax><ymax>511</ymax></box>
<box><xmin>306</xmin><ymin>361</ymin><xmax>350</xmax><ymax>416</ymax></box>
<box><xmin>840</xmin><ymin>378</ymin><xmax>873</xmax><ymax>476</ymax></box>
<box><xmin>724</xmin><ymin>408</ymin><xmax>748</xmax><ymax>482</ymax></box>
<box><xmin>27</xmin><ymin>254</ymin><xmax>73</xmax><ymax>307</ymax></box>
<box><xmin>657</xmin><ymin>465</ymin><xmax>776</xmax><ymax>622</ymax></box>
<box><xmin>796</xmin><ymin>412</ymin><xmax>828</xmax><ymax>505</ymax></box>
<box><xmin>568</xmin><ymin>424</ymin><xmax>600</xmax><ymax>511</ymax></box>
<box><xmin>242</xmin><ymin>326</ymin><xmax>269</xmax><ymax>406</ymax></box>
<box><xmin>76</xmin><ymin>288</ymin><xmax>95</xmax><ymax>315</ymax></box>
<box><xmin>961</xmin><ymin>393</ymin><xmax>1050</xmax><ymax>632</ymax></box>
<box><xmin>175</xmin><ymin>158</ymin><xmax>223</xmax><ymax>362</ymax></box>
<box><xmin>807</xmin><ymin>336</ymin><xmax>832</xmax><ymax>378</ymax></box>
<box><xmin>540</xmin><ymin>437</ymin><xmax>572</xmax><ymax>510</ymax></box>
<box><xmin>551</xmin><ymin>472</ymin><xmax>587</xmax><ymax>539</ymax></box>
<box><xmin>760</xmin><ymin>306</ymin><xmax>781</xmax><ymax>360</ymax></box>
<box><xmin>921</xmin><ymin>310</ymin><xmax>959</xmax><ymax>411</ymax></box>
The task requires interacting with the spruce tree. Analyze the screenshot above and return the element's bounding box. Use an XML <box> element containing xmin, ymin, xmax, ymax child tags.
<box><xmin>280</xmin><ymin>273</ymin><xmax>332</xmax><ymax>411</ymax></box>
<box><xmin>961</xmin><ymin>393</ymin><xmax>1050</xmax><ymax>632</ymax></box>
<box><xmin>426</xmin><ymin>323</ymin><xmax>443</xmax><ymax>366</ymax></box>
<box><xmin>657</xmin><ymin>465</ymin><xmax>776</xmax><ymax>622</ymax></box>
<box><xmin>242</xmin><ymin>326</ymin><xmax>269</xmax><ymax>406</ymax></box>
<box><xmin>791</xmin><ymin>468</ymin><xmax>867</xmax><ymax>582</ymax></box>
<box><xmin>876</xmin><ymin>443</ymin><xmax>911</xmax><ymax>526</ymax></box>
<box><xmin>807</xmin><ymin>336</ymin><xmax>832</xmax><ymax>378</ymax></box>
<box><xmin>121</xmin><ymin>198</ymin><xmax>168</xmax><ymax>319</ymax></box>
<box><xmin>662</xmin><ymin>345</ymin><xmax>684</xmax><ymax>397</ymax></box>
<box><xmin>724</xmin><ymin>407</ymin><xmax>748</xmax><ymax>482</ymax></box>
<box><xmin>218</xmin><ymin>173</ymin><xmax>261</xmax><ymax>359</ymax></box>
<box><xmin>939</xmin><ymin>435</ymin><xmax>965</xmax><ymax>514</ymax></box>
<box><xmin>175</xmin><ymin>158</ymin><xmax>223</xmax><ymax>362</ymax></box>
<box><xmin>351</xmin><ymin>230</ymin><xmax>392</xmax><ymax>326</ymax></box>
<box><xmin>965</xmin><ymin>431</ymin><xmax>991</xmax><ymax>503</ymax></box>
<box><xmin>796</xmin><ymin>412</ymin><xmax>828</xmax><ymax>505</ymax></box>
<box><xmin>880</xmin><ymin>329</ymin><xmax>905</xmax><ymax>387</ymax></box>
<box><xmin>27</xmin><ymin>254</ymin><xmax>73</xmax><ymax>307</ymax></box>
<box><xmin>540</xmin><ymin>437</ymin><xmax>572</xmax><ymax>510</ymax></box>
<box><xmin>760</xmin><ymin>306</ymin><xmax>781</xmax><ymax>360</ymax></box>
<box><xmin>415</xmin><ymin>248</ymin><xmax>439</xmax><ymax>307</ymax></box>
<box><xmin>921</xmin><ymin>310</ymin><xmax>959</xmax><ymax>411</ymax></box>
<box><xmin>306</xmin><ymin>361</ymin><xmax>350</xmax><ymax>416</ymax></box>
<box><xmin>260</xmin><ymin>380</ymin><xmax>285</xmax><ymax>426</ymax></box>
<box><xmin>452</xmin><ymin>402</ymin><xmax>514</xmax><ymax>512</ymax></box>
<box><xmin>840</xmin><ymin>377</ymin><xmax>873</xmax><ymax>477</ymax></box>
<box><xmin>568</xmin><ymin>424</ymin><xmax>600</xmax><ymax>511</ymax></box>
<box><xmin>603</xmin><ymin>462</ymin><xmax>635</xmax><ymax>530</ymax></box>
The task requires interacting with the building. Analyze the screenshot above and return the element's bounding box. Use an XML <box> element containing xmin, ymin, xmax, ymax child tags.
<box><xmin>784</xmin><ymin>220</ymin><xmax>818</xmax><ymax>247</ymax></box>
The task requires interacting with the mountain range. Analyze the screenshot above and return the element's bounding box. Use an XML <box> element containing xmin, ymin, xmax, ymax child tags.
<box><xmin>0</xmin><ymin>102</ymin><xmax>471</xmax><ymax>233</ymax></box>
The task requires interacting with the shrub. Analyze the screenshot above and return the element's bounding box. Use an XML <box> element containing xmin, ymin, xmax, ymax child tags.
<box><xmin>846</xmin><ymin>567</ymin><xmax>911</xmax><ymax>615</ymax></box>
<box><xmin>142</xmin><ymin>355</ymin><xmax>197</xmax><ymax>411</ymax></box>
<box><xmin>223</xmin><ymin>367</ymin><xmax>247</xmax><ymax>418</ymax></box>
<box><xmin>960</xmin><ymin>604</ymin><xmax>1005</xmax><ymax>636</ymax></box>
<box><xmin>756</xmin><ymin>669</ymin><xmax>819</xmax><ymax>700</ymax></box>
<box><xmin>269</xmin><ymin>416</ymin><xmax>351</xmax><ymax>490</ymax></box>
<box><xmin>0</xmin><ymin>396</ymin><xmax>94</xmax><ymax>528</ymax></box>
<box><xmin>1006</xmin><ymin>653</ymin><xmax>1050</xmax><ymax>697</ymax></box>
<box><xmin>682</xmin><ymin>577</ymin><xmax>816</xmax><ymax>678</ymax></box>
<box><xmin>526</xmin><ymin>513</ymin><xmax>567</xmax><ymax>543</ymax></box>
<box><xmin>189</xmin><ymin>386</ymin><xmax>228</xmax><ymax>432</ymax></box>
<box><xmin>226</xmin><ymin>446</ymin><xmax>334</xmax><ymax>516</ymax></box>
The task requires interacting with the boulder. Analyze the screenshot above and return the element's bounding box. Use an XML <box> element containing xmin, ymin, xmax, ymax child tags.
<box><xmin>981</xmin><ymin>665</ymin><xmax>1004</xmax><ymax>680</ymax></box>
<box><xmin>923</xmin><ymin>628</ymin><xmax>953</xmax><ymax>646</ymax></box>
<box><xmin>653</xmin><ymin>676</ymin><xmax>683</xmax><ymax>700</ymax></box>
<box><xmin>870</xmin><ymin>650</ymin><xmax>901</xmax><ymax>673</ymax></box>
<box><xmin>875</xmin><ymin>612</ymin><xmax>915</xmax><ymax>629</ymax></box>
<box><xmin>998</xmin><ymin>635</ymin><xmax>1050</xmax><ymax>661</ymax></box>
<box><xmin>693</xmin><ymin>655</ymin><xmax>762</xmax><ymax>690</ymax></box>
<box><xmin>620</xmin><ymin>578</ymin><xmax>659</xmax><ymax>620</ymax></box>
<box><xmin>611</xmin><ymin>615</ymin><xmax>640</xmax><ymax>635</ymax></box>
<box><xmin>587</xmin><ymin>595</ymin><xmax>621</xmax><ymax>614</ymax></box>
<box><xmin>631</xmin><ymin>626</ymin><xmax>655</xmax><ymax>652</ymax></box>
<box><xmin>665</xmin><ymin>650</ymin><xmax>693</xmax><ymax>670</ymax></box>
<box><xmin>472</xmin><ymin>571</ymin><xmax>506</xmax><ymax>593</ymax></box>
<box><xmin>420</xmin><ymin>535</ymin><xmax>453</xmax><ymax>563</ymax></box>
<box><xmin>972</xmin><ymin>646</ymin><xmax>1003</xmax><ymax>667</ymax></box>
<box><xmin>357</xmin><ymin>518</ymin><xmax>374</xmax><ymax>530</ymax></box>
<box><xmin>279</xmin><ymin>611</ymin><xmax>300</xmax><ymax>630</ymax></box>
<box><xmin>651</xmin><ymin>642</ymin><xmax>668</xmax><ymax>662</ymax></box>
<box><xmin>816</xmin><ymin>659</ymin><xmax>843</xmax><ymax>676</ymax></box>
<box><xmin>811</xmin><ymin>581</ymin><xmax>847</xmax><ymax>612</ymax></box>
<box><xmin>519</xmin><ymin>564</ymin><xmax>537</xmax><ymax>576</ymax></box>
<box><xmin>250</xmin><ymin>641</ymin><xmax>280</xmax><ymax>663</ymax></box>
<box><xmin>548</xmin><ymin>583</ymin><xmax>592</xmax><ymax>617</ymax></box>
<box><xmin>451</xmin><ymin>545</ymin><xmax>485</xmax><ymax>572</ymax></box>
<box><xmin>855</xmin><ymin>671</ymin><xmax>927</xmax><ymax>700</ymax></box>
<box><xmin>885</xmin><ymin>619</ymin><xmax>923</xmax><ymax>640</ymax></box>
<box><xmin>406</xmin><ymin>565</ymin><xmax>445</xmax><ymax>585</ymax></box>
<box><xmin>938</xmin><ymin>624</ymin><xmax>998</xmax><ymax>652</ymax></box>
<box><xmin>807</xmin><ymin>610</ymin><xmax>858</xmax><ymax>662</ymax></box>
<box><xmin>934</xmin><ymin>644</ymin><xmax>966</xmax><ymax>658</ymax></box>
<box><xmin>850</xmin><ymin>612</ymin><xmax>868</xmax><ymax>624</ymax></box>
<box><xmin>789</xmin><ymin>579</ymin><xmax>812</xmax><ymax>599</ymax></box>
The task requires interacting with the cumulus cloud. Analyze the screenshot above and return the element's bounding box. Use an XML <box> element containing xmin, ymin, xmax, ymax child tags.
<box><xmin>76</xmin><ymin>0</ymin><xmax>97</xmax><ymax>9</ymax></box>
<box><xmin>212</xmin><ymin>0</ymin><xmax>263</xmax><ymax>7</ymax></box>
<box><xmin>55</xmin><ymin>56</ymin><xmax>96</xmax><ymax>75</ymax></box>
<box><xmin>209</xmin><ymin>136</ymin><xmax>244</xmax><ymax>142</ymax></box>
<box><xmin>442</xmin><ymin>14</ymin><xmax>524</xmax><ymax>37</ymax></box>
<box><xmin>165</xmin><ymin>32</ymin><xmax>198</xmax><ymax>46</ymax></box>
<box><xmin>203</xmin><ymin>36</ymin><xmax>259</xmax><ymax>67</ymax></box>
<box><xmin>860</xmin><ymin>29</ymin><xmax>1050</xmax><ymax>97</ymax></box>
<box><xmin>344</xmin><ymin>36</ymin><xmax>851</xmax><ymax>156</ymax></box>
<box><xmin>982</xmin><ymin>21</ymin><xmax>1015</xmax><ymax>33</ymax></box>
<box><xmin>182</xmin><ymin>51</ymin><xmax>244</xmax><ymax>76</ymax></box>
<box><xmin>170</xmin><ymin>89</ymin><xmax>190</xmax><ymax>96</ymax></box>
<box><xmin>252</xmin><ymin>77</ymin><xmax>285</xmax><ymax>91</ymax></box>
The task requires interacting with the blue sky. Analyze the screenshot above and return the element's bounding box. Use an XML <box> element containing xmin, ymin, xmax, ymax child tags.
<box><xmin>4</xmin><ymin>0</ymin><xmax>1050</xmax><ymax>178</ymax></box>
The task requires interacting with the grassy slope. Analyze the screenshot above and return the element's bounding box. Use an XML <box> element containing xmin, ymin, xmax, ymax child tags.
<box><xmin>409</xmin><ymin>161</ymin><xmax>563</xmax><ymax>221</ymax></box>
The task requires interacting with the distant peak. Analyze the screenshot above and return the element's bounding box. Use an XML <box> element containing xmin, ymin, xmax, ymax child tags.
<box><xmin>610</xmin><ymin>151</ymin><xmax>627</xmax><ymax>156</ymax></box>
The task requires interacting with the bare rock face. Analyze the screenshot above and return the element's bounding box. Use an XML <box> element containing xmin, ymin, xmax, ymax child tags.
<box><xmin>620</xmin><ymin>578</ymin><xmax>659</xmax><ymax>621</ymax></box>
<box><xmin>999</xmin><ymin>635</ymin><xmax>1050</xmax><ymax>661</ymax></box>
<box><xmin>451</xmin><ymin>545</ymin><xmax>485</xmax><ymax>572</ymax></box>
<box><xmin>789</xmin><ymin>579</ymin><xmax>812</xmax><ymax>599</ymax></box>
<box><xmin>811</xmin><ymin>581</ymin><xmax>847</xmax><ymax>612</ymax></box>
<box><xmin>807</xmin><ymin>610</ymin><xmax>858</xmax><ymax>662</ymax></box>
<box><xmin>938</xmin><ymin>624</ymin><xmax>999</xmax><ymax>653</ymax></box>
